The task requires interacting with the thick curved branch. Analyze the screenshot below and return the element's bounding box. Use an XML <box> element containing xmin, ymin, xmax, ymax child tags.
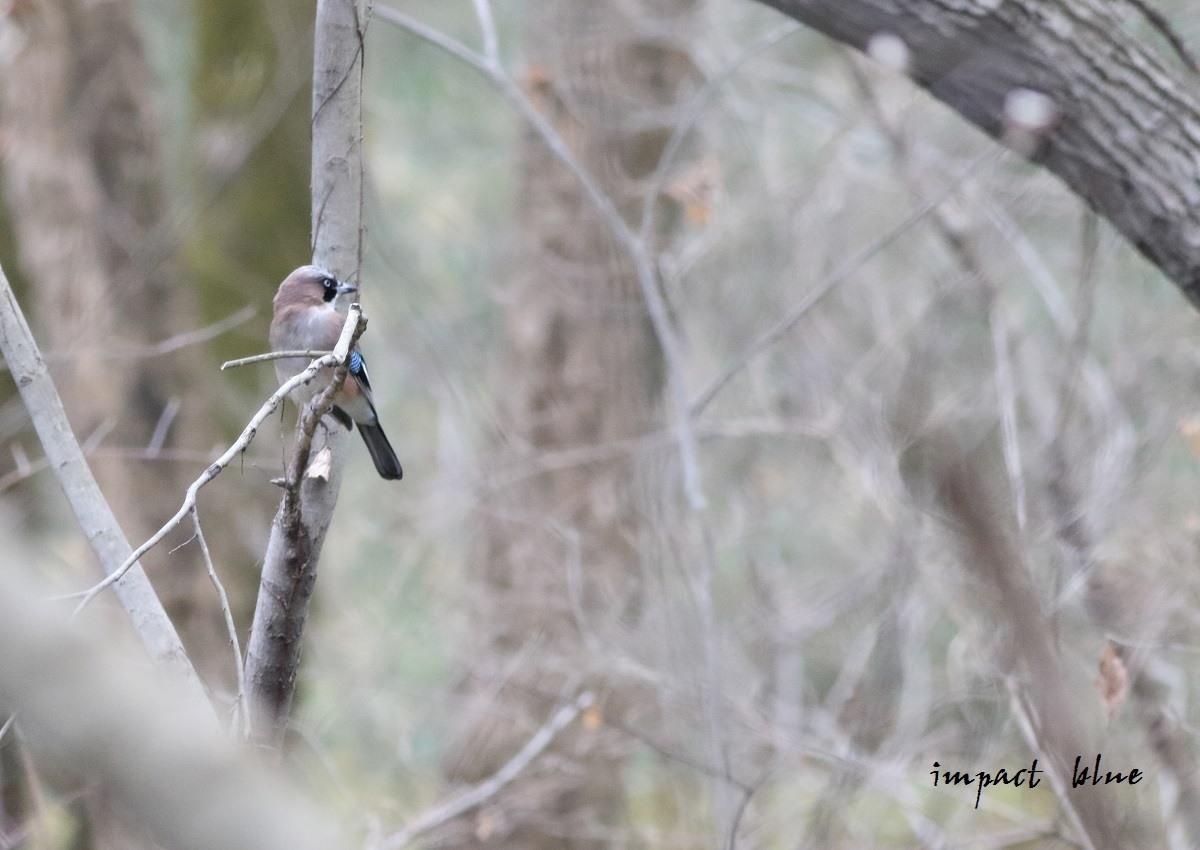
<box><xmin>758</xmin><ymin>0</ymin><xmax>1200</xmax><ymax>304</ymax></box>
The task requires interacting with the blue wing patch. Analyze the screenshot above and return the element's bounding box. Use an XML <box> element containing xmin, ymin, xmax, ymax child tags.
<box><xmin>349</xmin><ymin>349</ymin><xmax>371</xmax><ymax>387</ymax></box>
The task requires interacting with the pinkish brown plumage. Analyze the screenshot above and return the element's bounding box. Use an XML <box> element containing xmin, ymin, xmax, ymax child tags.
<box><xmin>269</xmin><ymin>265</ymin><xmax>402</xmax><ymax>480</ymax></box>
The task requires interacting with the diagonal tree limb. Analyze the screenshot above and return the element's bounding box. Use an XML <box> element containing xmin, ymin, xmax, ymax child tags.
<box><xmin>0</xmin><ymin>262</ymin><xmax>210</xmax><ymax>714</ymax></box>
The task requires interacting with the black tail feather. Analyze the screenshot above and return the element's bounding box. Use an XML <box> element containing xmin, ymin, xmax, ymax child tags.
<box><xmin>358</xmin><ymin>422</ymin><xmax>403</xmax><ymax>480</ymax></box>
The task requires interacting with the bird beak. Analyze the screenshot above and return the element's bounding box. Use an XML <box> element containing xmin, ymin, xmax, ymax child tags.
<box><xmin>335</xmin><ymin>283</ymin><xmax>358</xmax><ymax>295</ymax></box>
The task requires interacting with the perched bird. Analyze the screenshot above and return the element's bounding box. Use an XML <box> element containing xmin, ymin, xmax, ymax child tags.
<box><xmin>269</xmin><ymin>265</ymin><xmax>403</xmax><ymax>480</ymax></box>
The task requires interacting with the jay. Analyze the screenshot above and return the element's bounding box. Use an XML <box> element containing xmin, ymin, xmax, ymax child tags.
<box><xmin>270</xmin><ymin>265</ymin><xmax>403</xmax><ymax>480</ymax></box>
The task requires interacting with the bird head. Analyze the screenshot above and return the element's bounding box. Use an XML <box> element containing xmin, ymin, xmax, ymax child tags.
<box><xmin>274</xmin><ymin>265</ymin><xmax>358</xmax><ymax>310</ymax></box>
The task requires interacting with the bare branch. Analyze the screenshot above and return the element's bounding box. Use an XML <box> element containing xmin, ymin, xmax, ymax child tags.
<box><xmin>192</xmin><ymin>508</ymin><xmax>249</xmax><ymax>738</ymax></box>
<box><xmin>990</xmin><ymin>306</ymin><xmax>1026</xmax><ymax>532</ymax></box>
<box><xmin>241</xmin><ymin>0</ymin><xmax>370</xmax><ymax>752</ymax></box>
<box><xmin>71</xmin><ymin>307</ymin><xmax>362</xmax><ymax>617</ymax></box>
<box><xmin>148</xmin><ymin>397</ymin><xmax>182</xmax><ymax>454</ymax></box>
<box><xmin>726</xmin><ymin>772</ymin><xmax>771</xmax><ymax>850</ymax></box>
<box><xmin>471</xmin><ymin>0</ymin><xmax>500</xmax><ymax>67</ymax></box>
<box><xmin>222</xmin><ymin>349</ymin><xmax>332</xmax><ymax>370</ymax></box>
<box><xmin>107</xmin><ymin>305</ymin><xmax>256</xmax><ymax>359</ymax></box>
<box><xmin>0</xmin><ymin>446</ymin><xmax>279</xmax><ymax>496</ymax></box>
<box><xmin>4</xmin><ymin>305</ymin><xmax>258</xmax><ymax>368</ymax></box>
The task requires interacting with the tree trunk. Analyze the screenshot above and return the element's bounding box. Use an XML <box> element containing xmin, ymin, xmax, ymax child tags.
<box><xmin>439</xmin><ymin>2</ymin><xmax>702</xmax><ymax>847</ymax></box>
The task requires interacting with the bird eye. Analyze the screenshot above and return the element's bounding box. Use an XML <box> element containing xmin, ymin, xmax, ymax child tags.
<box><xmin>321</xmin><ymin>277</ymin><xmax>336</xmax><ymax>289</ymax></box>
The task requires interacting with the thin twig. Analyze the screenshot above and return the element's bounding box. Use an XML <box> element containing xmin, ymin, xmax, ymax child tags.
<box><xmin>117</xmin><ymin>306</ymin><xmax>257</xmax><ymax>358</ymax></box>
<box><xmin>0</xmin><ymin>713</ymin><xmax>14</xmax><ymax>746</ymax></box>
<box><xmin>191</xmin><ymin>508</ymin><xmax>249</xmax><ymax>739</ymax></box>
<box><xmin>20</xmin><ymin>306</ymin><xmax>257</xmax><ymax>367</ymax></box>
<box><xmin>72</xmin><ymin>306</ymin><xmax>362</xmax><ymax>616</ymax></box>
<box><xmin>1054</xmin><ymin>211</ymin><xmax>1099</xmax><ymax>432</ymax></box>
<box><xmin>484</xmin><ymin>676</ymin><xmax>758</xmax><ymax>793</ymax></box>
<box><xmin>0</xmin><ymin>447</ymin><xmax>278</xmax><ymax>497</ymax></box>
<box><xmin>222</xmin><ymin>350</ymin><xmax>332</xmax><ymax>370</ymax></box>
<box><xmin>1007</xmin><ymin>681</ymin><xmax>1097</xmax><ymax>850</ymax></box>
<box><xmin>990</xmin><ymin>307</ymin><xmax>1026</xmax><ymax>532</ymax></box>
<box><xmin>0</xmin><ymin>417</ymin><xmax>120</xmax><ymax>499</ymax></box>
<box><xmin>1124</xmin><ymin>0</ymin><xmax>1200</xmax><ymax>74</ymax></box>
<box><xmin>375</xmin><ymin>4</ymin><xmax>705</xmax><ymax>511</ymax></box>
<box><xmin>80</xmin><ymin>417</ymin><xmax>117</xmax><ymax>454</ymax></box>
<box><xmin>471</xmin><ymin>0</ymin><xmax>499</xmax><ymax>66</ymax></box>
<box><xmin>375</xmin><ymin>692</ymin><xmax>595</xmax><ymax>850</ymax></box>
<box><xmin>482</xmin><ymin>417</ymin><xmax>827</xmax><ymax>491</ymax></box>
<box><xmin>148</xmin><ymin>398</ymin><xmax>182</xmax><ymax>454</ymax></box>
<box><xmin>977</xmin><ymin>195</ymin><xmax>1135</xmax><ymax>480</ymax></box>
<box><xmin>726</xmin><ymin>772</ymin><xmax>771</xmax><ymax>850</ymax></box>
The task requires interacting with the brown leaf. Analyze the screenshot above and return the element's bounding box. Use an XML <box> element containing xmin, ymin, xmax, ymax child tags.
<box><xmin>474</xmin><ymin>811</ymin><xmax>495</xmax><ymax>841</ymax></box>
<box><xmin>665</xmin><ymin>155</ymin><xmax>719</xmax><ymax>225</ymax></box>
<box><xmin>581</xmin><ymin>706</ymin><xmax>603</xmax><ymax>730</ymax></box>
<box><xmin>1097</xmin><ymin>643</ymin><xmax>1128</xmax><ymax>719</ymax></box>
<box><xmin>1179</xmin><ymin>414</ymin><xmax>1200</xmax><ymax>456</ymax></box>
